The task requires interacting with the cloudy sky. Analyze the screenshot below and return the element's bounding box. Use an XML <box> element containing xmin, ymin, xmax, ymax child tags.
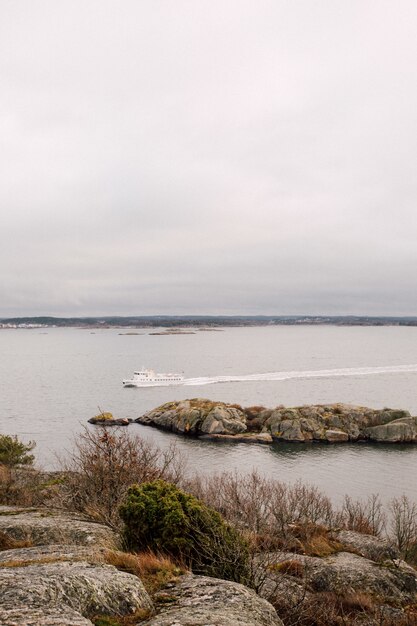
<box><xmin>1</xmin><ymin>1</ymin><xmax>417</xmax><ymax>317</ymax></box>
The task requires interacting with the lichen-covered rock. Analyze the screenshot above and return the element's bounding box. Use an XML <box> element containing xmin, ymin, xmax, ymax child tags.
<box><xmin>0</xmin><ymin>507</ymin><xmax>118</xmax><ymax>548</ymax></box>
<box><xmin>136</xmin><ymin>400</ymin><xmax>417</xmax><ymax>444</ymax></box>
<box><xmin>137</xmin><ymin>399</ymin><xmax>247</xmax><ymax>436</ymax></box>
<box><xmin>0</xmin><ymin>560</ymin><xmax>152</xmax><ymax>620</ymax></box>
<box><xmin>268</xmin><ymin>551</ymin><xmax>417</xmax><ymax>605</ymax></box>
<box><xmin>0</xmin><ymin>509</ymin><xmax>153</xmax><ymax>624</ymax></box>
<box><xmin>142</xmin><ymin>574</ymin><xmax>283</xmax><ymax>626</ymax></box>
<box><xmin>333</xmin><ymin>530</ymin><xmax>399</xmax><ymax>562</ymax></box>
<box><xmin>308</xmin><ymin>551</ymin><xmax>416</xmax><ymax>602</ymax></box>
<box><xmin>89</xmin><ymin>413</ymin><xmax>131</xmax><ymax>426</ymax></box>
<box><xmin>200</xmin><ymin>432</ymin><xmax>273</xmax><ymax>443</ymax></box>
<box><xmin>325</xmin><ymin>429</ymin><xmax>349</xmax><ymax>442</ymax></box>
<box><xmin>0</xmin><ymin>543</ymin><xmax>108</xmax><ymax>566</ymax></box>
<box><xmin>364</xmin><ymin>416</ymin><xmax>417</xmax><ymax>442</ymax></box>
<box><xmin>263</xmin><ymin>404</ymin><xmax>413</xmax><ymax>443</ymax></box>
<box><xmin>0</xmin><ymin>605</ymin><xmax>94</xmax><ymax>625</ymax></box>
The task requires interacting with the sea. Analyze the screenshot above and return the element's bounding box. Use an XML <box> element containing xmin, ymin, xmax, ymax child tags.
<box><xmin>1</xmin><ymin>325</ymin><xmax>417</xmax><ymax>505</ymax></box>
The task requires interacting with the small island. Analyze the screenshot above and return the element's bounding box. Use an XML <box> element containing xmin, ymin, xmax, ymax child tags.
<box><xmin>128</xmin><ymin>399</ymin><xmax>417</xmax><ymax>444</ymax></box>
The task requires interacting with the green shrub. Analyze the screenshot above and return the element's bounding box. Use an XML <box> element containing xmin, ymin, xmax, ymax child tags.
<box><xmin>0</xmin><ymin>434</ymin><xmax>35</xmax><ymax>468</ymax></box>
<box><xmin>119</xmin><ymin>480</ymin><xmax>250</xmax><ymax>584</ymax></box>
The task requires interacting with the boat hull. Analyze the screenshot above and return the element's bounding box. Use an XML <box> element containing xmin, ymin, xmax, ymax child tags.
<box><xmin>123</xmin><ymin>379</ymin><xmax>184</xmax><ymax>387</ymax></box>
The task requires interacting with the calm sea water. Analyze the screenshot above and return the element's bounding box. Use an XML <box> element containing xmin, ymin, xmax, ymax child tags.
<box><xmin>1</xmin><ymin>325</ymin><xmax>417</xmax><ymax>504</ymax></box>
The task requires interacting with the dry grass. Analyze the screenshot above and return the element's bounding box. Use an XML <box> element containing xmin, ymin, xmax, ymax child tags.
<box><xmin>287</xmin><ymin>522</ymin><xmax>345</xmax><ymax>557</ymax></box>
<box><xmin>103</xmin><ymin>549</ymin><xmax>186</xmax><ymax>595</ymax></box>
<box><xmin>0</xmin><ymin>552</ymin><xmax>97</xmax><ymax>567</ymax></box>
<box><xmin>304</xmin><ymin>534</ymin><xmax>345</xmax><ymax>557</ymax></box>
<box><xmin>92</xmin><ymin>609</ymin><xmax>153</xmax><ymax>626</ymax></box>
<box><xmin>270</xmin><ymin>559</ymin><xmax>305</xmax><ymax>578</ymax></box>
<box><xmin>0</xmin><ymin>530</ymin><xmax>33</xmax><ymax>551</ymax></box>
<box><xmin>275</xmin><ymin>590</ymin><xmax>378</xmax><ymax>626</ymax></box>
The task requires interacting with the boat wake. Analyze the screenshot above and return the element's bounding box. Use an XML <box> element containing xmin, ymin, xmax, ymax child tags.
<box><xmin>182</xmin><ymin>364</ymin><xmax>417</xmax><ymax>386</ymax></box>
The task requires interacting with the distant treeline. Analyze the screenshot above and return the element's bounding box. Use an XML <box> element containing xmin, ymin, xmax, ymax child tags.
<box><xmin>2</xmin><ymin>315</ymin><xmax>417</xmax><ymax>327</ymax></box>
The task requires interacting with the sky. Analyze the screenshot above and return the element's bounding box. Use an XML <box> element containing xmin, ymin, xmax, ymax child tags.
<box><xmin>1</xmin><ymin>0</ymin><xmax>417</xmax><ymax>317</ymax></box>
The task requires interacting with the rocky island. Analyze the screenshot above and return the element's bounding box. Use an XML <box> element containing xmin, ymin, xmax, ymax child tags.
<box><xmin>134</xmin><ymin>399</ymin><xmax>417</xmax><ymax>443</ymax></box>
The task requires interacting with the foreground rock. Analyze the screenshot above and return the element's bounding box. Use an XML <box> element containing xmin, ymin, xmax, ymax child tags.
<box><xmin>0</xmin><ymin>507</ymin><xmax>153</xmax><ymax>625</ymax></box>
<box><xmin>0</xmin><ymin>606</ymin><xmax>94</xmax><ymax>625</ymax></box>
<box><xmin>142</xmin><ymin>574</ymin><xmax>283</xmax><ymax>626</ymax></box>
<box><xmin>136</xmin><ymin>399</ymin><xmax>417</xmax><ymax>443</ymax></box>
<box><xmin>0</xmin><ymin>543</ymin><xmax>108</xmax><ymax>565</ymax></box>
<box><xmin>0</xmin><ymin>506</ymin><xmax>118</xmax><ymax>548</ymax></box>
<box><xmin>0</xmin><ymin>560</ymin><xmax>152</xmax><ymax>614</ymax></box>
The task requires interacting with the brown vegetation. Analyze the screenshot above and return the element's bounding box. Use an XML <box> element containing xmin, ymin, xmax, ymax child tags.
<box><xmin>271</xmin><ymin>559</ymin><xmax>305</xmax><ymax>578</ymax></box>
<box><xmin>103</xmin><ymin>549</ymin><xmax>186</xmax><ymax>595</ymax></box>
<box><xmin>57</xmin><ymin>427</ymin><xmax>186</xmax><ymax>528</ymax></box>
<box><xmin>0</xmin><ymin>530</ymin><xmax>33</xmax><ymax>551</ymax></box>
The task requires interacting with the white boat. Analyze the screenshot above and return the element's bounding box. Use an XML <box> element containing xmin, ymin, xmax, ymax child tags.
<box><xmin>123</xmin><ymin>368</ymin><xmax>185</xmax><ymax>387</ymax></box>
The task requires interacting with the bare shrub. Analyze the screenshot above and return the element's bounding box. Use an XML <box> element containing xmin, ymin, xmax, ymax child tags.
<box><xmin>187</xmin><ymin>471</ymin><xmax>337</xmax><ymax>539</ymax></box>
<box><xmin>185</xmin><ymin>470</ymin><xmax>276</xmax><ymax>537</ymax></box>
<box><xmin>340</xmin><ymin>494</ymin><xmax>386</xmax><ymax>537</ymax></box>
<box><xmin>270</xmin><ymin>481</ymin><xmax>336</xmax><ymax>535</ymax></box>
<box><xmin>185</xmin><ymin>471</ymin><xmax>343</xmax><ymax>597</ymax></box>
<box><xmin>275</xmin><ymin>590</ymin><xmax>377</xmax><ymax>626</ymax></box>
<box><xmin>58</xmin><ymin>427</ymin><xmax>186</xmax><ymax>529</ymax></box>
<box><xmin>0</xmin><ymin>434</ymin><xmax>48</xmax><ymax>506</ymax></box>
<box><xmin>389</xmin><ymin>495</ymin><xmax>417</xmax><ymax>563</ymax></box>
<box><xmin>0</xmin><ymin>465</ymin><xmax>58</xmax><ymax>508</ymax></box>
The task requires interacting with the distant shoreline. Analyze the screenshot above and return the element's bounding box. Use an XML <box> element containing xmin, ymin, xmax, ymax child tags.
<box><xmin>2</xmin><ymin>315</ymin><xmax>417</xmax><ymax>329</ymax></box>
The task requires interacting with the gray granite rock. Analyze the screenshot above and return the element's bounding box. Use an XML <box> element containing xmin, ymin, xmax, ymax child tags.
<box><xmin>0</xmin><ymin>507</ymin><xmax>118</xmax><ymax>548</ymax></box>
<box><xmin>0</xmin><ymin>543</ymin><xmax>108</xmax><ymax>565</ymax></box>
<box><xmin>142</xmin><ymin>574</ymin><xmax>283</xmax><ymax>626</ymax></box>
<box><xmin>137</xmin><ymin>399</ymin><xmax>247</xmax><ymax>436</ymax></box>
<box><xmin>0</xmin><ymin>509</ymin><xmax>153</xmax><ymax>625</ymax></box>
<box><xmin>136</xmin><ymin>400</ymin><xmax>417</xmax><ymax>444</ymax></box>
<box><xmin>263</xmin><ymin>404</ymin><xmax>413</xmax><ymax>443</ymax></box>
<box><xmin>0</xmin><ymin>560</ymin><xmax>152</xmax><ymax>623</ymax></box>
<box><xmin>0</xmin><ymin>606</ymin><xmax>94</xmax><ymax>625</ymax></box>
<box><xmin>334</xmin><ymin>529</ymin><xmax>399</xmax><ymax>562</ymax></box>
<box><xmin>325</xmin><ymin>429</ymin><xmax>349</xmax><ymax>442</ymax></box>
<box><xmin>364</xmin><ymin>416</ymin><xmax>417</xmax><ymax>442</ymax></box>
<box><xmin>88</xmin><ymin>417</ymin><xmax>131</xmax><ymax>426</ymax></box>
<box><xmin>267</xmin><ymin>551</ymin><xmax>417</xmax><ymax>605</ymax></box>
<box><xmin>200</xmin><ymin>432</ymin><xmax>273</xmax><ymax>443</ymax></box>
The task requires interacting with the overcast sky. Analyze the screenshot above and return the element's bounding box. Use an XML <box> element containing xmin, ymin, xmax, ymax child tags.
<box><xmin>1</xmin><ymin>1</ymin><xmax>417</xmax><ymax>317</ymax></box>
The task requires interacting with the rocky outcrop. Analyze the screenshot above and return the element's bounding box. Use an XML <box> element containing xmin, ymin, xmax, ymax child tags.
<box><xmin>0</xmin><ymin>504</ymin><xmax>283</xmax><ymax>626</ymax></box>
<box><xmin>135</xmin><ymin>399</ymin><xmax>417</xmax><ymax>443</ymax></box>
<box><xmin>0</xmin><ymin>560</ymin><xmax>152</xmax><ymax>617</ymax></box>
<box><xmin>364</xmin><ymin>416</ymin><xmax>417</xmax><ymax>442</ymax></box>
<box><xmin>142</xmin><ymin>574</ymin><xmax>283</xmax><ymax>626</ymax></box>
<box><xmin>262</xmin><ymin>404</ymin><xmax>412</xmax><ymax>442</ymax></box>
<box><xmin>264</xmin><ymin>551</ymin><xmax>417</xmax><ymax>606</ymax></box>
<box><xmin>137</xmin><ymin>399</ymin><xmax>247</xmax><ymax>436</ymax></box>
<box><xmin>0</xmin><ymin>605</ymin><xmax>94</xmax><ymax>625</ymax></box>
<box><xmin>0</xmin><ymin>543</ymin><xmax>108</xmax><ymax>565</ymax></box>
<box><xmin>0</xmin><ymin>508</ymin><xmax>153</xmax><ymax>625</ymax></box>
<box><xmin>88</xmin><ymin>412</ymin><xmax>131</xmax><ymax>426</ymax></box>
<box><xmin>333</xmin><ymin>530</ymin><xmax>399</xmax><ymax>562</ymax></box>
<box><xmin>200</xmin><ymin>432</ymin><xmax>273</xmax><ymax>444</ymax></box>
<box><xmin>0</xmin><ymin>506</ymin><xmax>118</xmax><ymax>548</ymax></box>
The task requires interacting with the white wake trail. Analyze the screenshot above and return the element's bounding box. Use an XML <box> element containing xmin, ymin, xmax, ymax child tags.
<box><xmin>183</xmin><ymin>364</ymin><xmax>417</xmax><ymax>386</ymax></box>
